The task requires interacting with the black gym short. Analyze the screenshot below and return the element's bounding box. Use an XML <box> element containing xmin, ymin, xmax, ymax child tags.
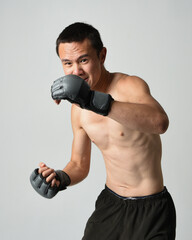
<box><xmin>82</xmin><ymin>186</ymin><xmax>176</xmax><ymax>240</ymax></box>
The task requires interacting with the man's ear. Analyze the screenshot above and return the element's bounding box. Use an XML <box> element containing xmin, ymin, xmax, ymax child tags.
<box><xmin>100</xmin><ymin>47</ymin><xmax>107</xmax><ymax>64</ymax></box>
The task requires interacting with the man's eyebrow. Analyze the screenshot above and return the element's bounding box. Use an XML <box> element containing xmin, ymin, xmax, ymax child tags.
<box><xmin>78</xmin><ymin>54</ymin><xmax>89</xmax><ymax>60</ymax></box>
<box><xmin>61</xmin><ymin>58</ymin><xmax>70</xmax><ymax>62</ymax></box>
<box><xmin>61</xmin><ymin>54</ymin><xmax>89</xmax><ymax>62</ymax></box>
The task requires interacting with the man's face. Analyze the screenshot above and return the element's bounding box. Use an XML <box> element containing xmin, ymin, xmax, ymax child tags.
<box><xmin>58</xmin><ymin>39</ymin><xmax>106</xmax><ymax>89</ymax></box>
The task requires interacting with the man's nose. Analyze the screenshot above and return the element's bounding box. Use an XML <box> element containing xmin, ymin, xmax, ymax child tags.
<box><xmin>72</xmin><ymin>64</ymin><xmax>84</xmax><ymax>76</ymax></box>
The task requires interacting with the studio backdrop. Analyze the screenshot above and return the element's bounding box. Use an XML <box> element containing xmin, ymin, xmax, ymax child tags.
<box><xmin>1</xmin><ymin>0</ymin><xmax>192</xmax><ymax>239</ymax></box>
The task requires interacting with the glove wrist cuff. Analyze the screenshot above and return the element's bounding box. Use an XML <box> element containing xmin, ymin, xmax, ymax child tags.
<box><xmin>89</xmin><ymin>91</ymin><xmax>114</xmax><ymax>116</ymax></box>
<box><xmin>55</xmin><ymin>170</ymin><xmax>71</xmax><ymax>191</ymax></box>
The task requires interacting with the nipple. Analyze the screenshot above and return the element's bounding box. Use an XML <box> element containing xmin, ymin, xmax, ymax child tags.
<box><xmin>120</xmin><ymin>132</ymin><xmax>124</xmax><ymax>137</ymax></box>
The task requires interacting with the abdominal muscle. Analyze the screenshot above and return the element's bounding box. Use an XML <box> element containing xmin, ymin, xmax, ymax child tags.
<box><xmin>101</xmin><ymin>132</ymin><xmax>164</xmax><ymax>197</ymax></box>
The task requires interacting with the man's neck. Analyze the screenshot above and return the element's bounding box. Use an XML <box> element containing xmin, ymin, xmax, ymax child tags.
<box><xmin>92</xmin><ymin>68</ymin><xmax>112</xmax><ymax>93</ymax></box>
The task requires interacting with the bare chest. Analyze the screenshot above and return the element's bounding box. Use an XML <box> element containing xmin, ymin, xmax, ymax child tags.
<box><xmin>80</xmin><ymin>108</ymin><xmax>162</xmax><ymax>163</ymax></box>
<box><xmin>80</xmin><ymin>110</ymin><xmax>138</xmax><ymax>151</ymax></box>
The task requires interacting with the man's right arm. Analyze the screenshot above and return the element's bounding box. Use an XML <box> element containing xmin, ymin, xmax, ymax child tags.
<box><xmin>62</xmin><ymin>104</ymin><xmax>91</xmax><ymax>185</ymax></box>
<box><xmin>30</xmin><ymin>105</ymin><xmax>91</xmax><ymax>198</ymax></box>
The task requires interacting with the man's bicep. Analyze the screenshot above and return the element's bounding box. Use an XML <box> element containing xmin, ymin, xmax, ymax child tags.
<box><xmin>71</xmin><ymin>105</ymin><xmax>91</xmax><ymax>168</ymax></box>
<box><xmin>71</xmin><ymin>128</ymin><xmax>91</xmax><ymax>164</ymax></box>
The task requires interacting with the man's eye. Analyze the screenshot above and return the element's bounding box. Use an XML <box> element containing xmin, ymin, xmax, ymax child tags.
<box><xmin>80</xmin><ymin>59</ymin><xmax>88</xmax><ymax>63</ymax></box>
<box><xmin>64</xmin><ymin>62</ymin><xmax>72</xmax><ymax>66</ymax></box>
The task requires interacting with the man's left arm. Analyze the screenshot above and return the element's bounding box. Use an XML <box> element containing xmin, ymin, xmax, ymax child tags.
<box><xmin>108</xmin><ymin>76</ymin><xmax>169</xmax><ymax>135</ymax></box>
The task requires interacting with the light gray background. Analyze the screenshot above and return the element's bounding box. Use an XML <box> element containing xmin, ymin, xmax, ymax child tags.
<box><xmin>1</xmin><ymin>0</ymin><xmax>191</xmax><ymax>239</ymax></box>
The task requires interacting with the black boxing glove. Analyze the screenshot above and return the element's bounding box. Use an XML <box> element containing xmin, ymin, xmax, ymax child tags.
<box><xmin>30</xmin><ymin>169</ymin><xmax>71</xmax><ymax>199</ymax></box>
<box><xmin>51</xmin><ymin>75</ymin><xmax>114</xmax><ymax>116</ymax></box>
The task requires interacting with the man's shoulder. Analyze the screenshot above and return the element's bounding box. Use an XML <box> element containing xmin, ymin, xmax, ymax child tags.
<box><xmin>112</xmin><ymin>72</ymin><xmax>148</xmax><ymax>87</ymax></box>
<box><xmin>111</xmin><ymin>73</ymin><xmax>150</xmax><ymax>100</ymax></box>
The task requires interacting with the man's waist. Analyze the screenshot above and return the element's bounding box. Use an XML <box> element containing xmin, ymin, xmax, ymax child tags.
<box><xmin>105</xmin><ymin>184</ymin><xmax>166</xmax><ymax>200</ymax></box>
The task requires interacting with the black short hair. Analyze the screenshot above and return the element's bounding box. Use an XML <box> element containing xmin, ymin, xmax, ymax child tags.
<box><xmin>56</xmin><ymin>22</ymin><xmax>104</xmax><ymax>56</ymax></box>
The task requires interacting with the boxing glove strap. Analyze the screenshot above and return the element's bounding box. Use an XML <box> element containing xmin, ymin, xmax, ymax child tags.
<box><xmin>55</xmin><ymin>170</ymin><xmax>71</xmax><ymax>191</ymax></box>
<box><xmin>89</xmin><ymin>91</ymin><xmax>114</xmax><ymax>116</ymax></box>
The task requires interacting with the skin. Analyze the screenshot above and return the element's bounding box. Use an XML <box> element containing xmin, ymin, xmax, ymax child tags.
<box><xmin>39</xmin><ymin>39</ymin><xmax>169</xmax><ymax>197</ymax></box>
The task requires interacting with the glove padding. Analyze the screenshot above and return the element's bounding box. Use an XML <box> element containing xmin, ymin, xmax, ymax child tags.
<box><xmin>30</xmin><ymin>169</ymin><xmax>71</xmax><ymax>199</ymax></box>
<box><xmin>51</xmin><ymin>75</ymin><xmax>114</xmax><ymax>116</ymax></box>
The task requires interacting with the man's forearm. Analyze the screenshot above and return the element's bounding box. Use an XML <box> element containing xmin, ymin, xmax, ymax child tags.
<box><xmin>108</xmin><ymin>101</ymin><xmax>169</xmax><ymax>134</ymax></box>
<box><xmin>63</xmin><ymin>160</ymin><xmax>90</xmax><ymax>186</ymax></box>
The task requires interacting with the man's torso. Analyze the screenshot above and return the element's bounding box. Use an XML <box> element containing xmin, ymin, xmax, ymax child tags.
<box><xmin>75</xmin><ymin>73</ymin><xmax>164</xmax><ymax>197</ymax></box>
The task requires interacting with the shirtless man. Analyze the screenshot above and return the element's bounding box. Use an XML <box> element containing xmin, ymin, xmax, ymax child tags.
<box><xmin>30</xmin><ymin>22</ymin><xmax>176</xmax><ymax>239</ymax></box>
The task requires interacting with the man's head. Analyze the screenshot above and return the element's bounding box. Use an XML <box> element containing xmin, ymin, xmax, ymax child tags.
<box><xmin>56</xmin><ymin>22</ymin><xmax>107</xmax><ymax>90</ymax></box>
<box><xmin>56</xmin><ymin>22</ymin><xmax>104</xmax><ymax>57</ymax></box>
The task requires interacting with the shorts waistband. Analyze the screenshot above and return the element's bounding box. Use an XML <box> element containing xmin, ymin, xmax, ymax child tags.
<box><xmin>105</xmin><ymin>185</ymin><xmax>168</xmax><ymax>201</ymax></box>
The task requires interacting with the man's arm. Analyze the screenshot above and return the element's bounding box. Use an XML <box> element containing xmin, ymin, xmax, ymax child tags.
<box><xmin>108</xmin><ymin>76</ymin><xmax>169</xmax><ymax>134</ymax></box>
<box><xmin>30</xmin><ymin>105</ymin><xmax>91</xmax><ymax>199</ymax></box>
<box><xmin>63</xmin><ymin>105</ymin><xmax>91</xmax><ymax>185</ymax></box>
